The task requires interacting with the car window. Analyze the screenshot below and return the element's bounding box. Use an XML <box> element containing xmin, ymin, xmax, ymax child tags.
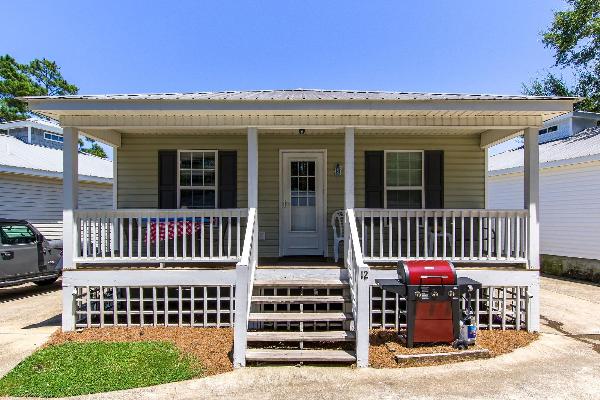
<box><xmin>0</xmin><ymin>224</ymin><xmax>37</xmax><ymax>245</ymax></box>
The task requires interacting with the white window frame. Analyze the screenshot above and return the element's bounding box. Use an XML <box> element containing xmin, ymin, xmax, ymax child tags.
<box><xmin>44</xmin><ymin>132</ymin><xmax>64</xmax><ymax>143</ymax></box>
<box><xmin>176</xmin><ymin>150</ymin><xmax>218</xmax><ymax>209</ymax></box>
<box><xmin>383</xmin><ymin>150</ymin><xmax>425</xmax><ymax>209</ymax></box>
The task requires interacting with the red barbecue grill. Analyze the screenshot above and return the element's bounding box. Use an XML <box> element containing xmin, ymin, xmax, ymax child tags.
<box><xmin>376</xmin><ymin>260</ymin><xmax>481</xmax><ymax>347</ymax></box>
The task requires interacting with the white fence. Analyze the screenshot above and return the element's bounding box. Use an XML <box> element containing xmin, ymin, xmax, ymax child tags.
<box><xmin>354</xmin><ymin>209</ymin><xmax>529</xmax><ymax>263</ymax></box>
<box><xmin>370</xmin><ymin>285</ymin><xmax>529</xmax><ymax>330</ymax></box>
<box><xmin>74</xmin><ymin>285</ymin><xmax>235</xmax><ymax>329</ymax></box>
<box><xmin>74</xmin><ymin>208</ymin><xmax>248</xmax><ymax>263</ymax></box>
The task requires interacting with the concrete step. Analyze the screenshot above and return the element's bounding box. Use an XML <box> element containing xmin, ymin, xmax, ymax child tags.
<box><xmin>247</xmin><ymin>330</ymin><xmax>355</xmax><ymax>342</ymax></box>
<box><xmin>253</xmin><ymin>279</ymin><xmax>348</xmax><ymax>288</ymax></box>
<box><xmin>251</xmin><ymin>295</ymin><xmax>348</xmax><ymax>304</ymax></box>
<box><xmin>248</xmin><ymin>312</ymin><xmax>352</xmax><ymax>322</ymax></box>
<box><xmin>246</xmin><ymin>349</ymin><xmax>356</xmax><ymax>363</ymax></box>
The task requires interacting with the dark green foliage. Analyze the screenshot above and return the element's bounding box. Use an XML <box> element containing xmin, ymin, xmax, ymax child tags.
<box><xmin>79</xmin><ymin>137</ymin><xmax>108</xmax><ymax>158</ymax></box>
<box><xmin>0</xmin><ymin>55</ymin><xmax>78</xmax><ymax>121</ymax></box>
<box><xmin>0</xmin><ymin>341</ymin><xmax>202</xmax><ymax>397</ymax></box>
<box><xmin>525</xmin><ymin>0</ymin><xmax>600</xmax><ymax>112</ymax></box>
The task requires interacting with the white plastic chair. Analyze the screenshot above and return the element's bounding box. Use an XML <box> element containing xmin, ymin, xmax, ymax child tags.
<box><xmin>331</xmin><ymin>210</ymin><xmax>344</xmax><ymax>262</ymax></box>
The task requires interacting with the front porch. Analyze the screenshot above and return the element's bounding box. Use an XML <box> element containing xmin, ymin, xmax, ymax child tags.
<box><xmin>23</xmin><ymin>89</ymin><xmax>572</xmax><ymax>368</ymax></box>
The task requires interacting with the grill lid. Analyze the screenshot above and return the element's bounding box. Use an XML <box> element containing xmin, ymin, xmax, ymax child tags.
<box><xmin>398</xmin><ymin>260</ymin><xmax>457</xmax><ymax>286</ymax></box>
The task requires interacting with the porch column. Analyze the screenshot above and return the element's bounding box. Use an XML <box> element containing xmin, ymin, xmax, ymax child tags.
<box><xmin>247</xmin><ymin>127</ymin><xmax>258</xmax><ymax>208</ymax></box>
<box><xmin>523</xmin><ymin>127</ymin><xmax>540</xmax><ymax>269</ymax></box>
<box><xmin>233</xmin><ymin>127</ymin><xmax>258</xmax><ymax>367</ymax></box>
<box><xmin>62</xmin><ymin>127</ymin><xmax>79</xmax><ymax>332</ymax></box>
<box><xmin>523</xmin><ymin>127</ymin><xmax>540</xmax><ymax>332</ymax></box>
<box><xmin>344</xmin><ymin>127</ymin><xmax>355</xmax><ymax>210</ymax></box>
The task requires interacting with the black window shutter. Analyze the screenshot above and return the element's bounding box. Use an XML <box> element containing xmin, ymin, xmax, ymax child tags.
<box><xmin>158</xmin><ymin>150</ymin><xmax>178</xmax><ymax>209</ymax></box>
<box><xmin>365</xmin><ymin>151</ymin><xmax>384</xmax><ymax>208</ymax></box>
<box><xmin>424</xmin><ymin>150</ymin><xmax>444</xmax><ymax>209</ymax></box>
<box><xmin>218</xmin><ymin>151</ymin><xmax>237</xmax><ymax>208</ymax></box>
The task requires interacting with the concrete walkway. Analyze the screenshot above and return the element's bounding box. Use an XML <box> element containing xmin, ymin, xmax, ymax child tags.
<box><xmin>0</xmin><ymin>280</ymin><xmax>62</xmax><ymax>377</ymax></box>
<box><xmin>1</xmin><ymin>276</ymin><xmax>599</xmax><ymax>399</ymax></box>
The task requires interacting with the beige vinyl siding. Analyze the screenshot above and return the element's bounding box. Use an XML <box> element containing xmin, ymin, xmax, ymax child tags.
<box><xmin>116</xmin><ymin>131</ymin><xmax>486</xmax><ymax>258</ymax></box>
<box><xmin>355</xmin><ymin>133</ymin><xmax>485</xmax><ymax>209</ymax></box>
<box><xmin>258</xmin><ymin>131</ymin><xmax>345</xmax><ymax>257</ymax></box>
<box><xmin>0</xmin><ymin>173</ymin><xmax>112</xmax><ymax>240</ymax></box>
<box><xmin>117</xmin><ymin>133</ymin><xmax>248</xmax><ymax>208</ymax></box>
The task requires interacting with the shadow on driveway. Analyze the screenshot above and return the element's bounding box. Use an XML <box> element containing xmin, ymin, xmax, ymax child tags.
<box><xmin>0</xmin><ymin>280</ymin><xmax>61</xmax><ymax>303</ymax></box>
<box><xmin>23</xmin><ymin>313</ymin><xmax>62</xmax><ymax>330</ymax></box>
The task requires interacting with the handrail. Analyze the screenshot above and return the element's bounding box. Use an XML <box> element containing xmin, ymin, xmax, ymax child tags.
<box><xmin>345</xmin><ymin>209</ymin><xmax>370</xmax><ymax>368</ymax></box>
<box><xmin>239</xmin><ymin>208</ymin><xmax>258</xmax><ymax>321</ymax></box>
<box><xmin>347</xmin><ymin>209</ymin><xmax>367</xmax><ymax>268</ymax></box>
<box><xmin>233</xmin><ymin>207</ymin><xmax>258</xmax><ymax>368</ymax></box>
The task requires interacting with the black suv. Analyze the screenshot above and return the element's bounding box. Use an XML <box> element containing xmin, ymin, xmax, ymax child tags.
<box><xmin>0</xmin><ymin>219</ymin><xmax>63</xmax><ymax>288</ymax></box>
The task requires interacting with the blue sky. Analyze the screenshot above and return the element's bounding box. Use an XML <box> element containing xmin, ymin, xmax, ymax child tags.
<box><xmin>3</xmin><ymin>0</ymin><xmax>567</xmax><ymax>157</ymax></box>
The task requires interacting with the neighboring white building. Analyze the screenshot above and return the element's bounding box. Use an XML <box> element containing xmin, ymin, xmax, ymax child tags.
<box><xmin>538</xmin><ymin>110</ymin><xmax>600</xmax><ymax>144</ymax></box>
<box><xmin>0</xmin><ymin>119</ymin><xmax>113</xmax><ymax>240</ymax></box>
<box><xmin>488</xmin><ymin>113</ymin><xmax>600</xmax><ymax>281</ymax></box>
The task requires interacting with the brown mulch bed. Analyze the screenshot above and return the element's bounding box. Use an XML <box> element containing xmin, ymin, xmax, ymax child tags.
<box><xmin>369</xmin><ymin>329</ymin><xmax>539</xmax><ymax>368</ymax></box>
<box><xmin>47</xmin><ymin>327</ymin><xmax>234</xmax><ymax>376</ymax></box>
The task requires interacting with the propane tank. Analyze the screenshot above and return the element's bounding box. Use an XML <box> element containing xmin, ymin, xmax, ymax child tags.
<box><xmin>457</xmin><ymin>315</ymin><xmax>477</xmax><ymax>348</ymax></box>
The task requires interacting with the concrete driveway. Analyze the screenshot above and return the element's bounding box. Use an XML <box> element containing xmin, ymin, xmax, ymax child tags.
<box><xmin>1</xmin><ymin>276</ymin><xmax>599</xmax><ymax>399</ymax></box>
<box><xmin>0</xmin><ymin>280</ymin><xmax>62</xmax><ymax>377</ymax></box>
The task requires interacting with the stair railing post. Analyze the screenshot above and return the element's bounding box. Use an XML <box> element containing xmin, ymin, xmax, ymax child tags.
<box><xmin>233</xmin><ymin>262</ymin><xmax>249</xmax><ymax>367</ymax></box>
<box><xmin>356</xmin><ymin>263</ymin><xmax>370</xmax><ymax>367</ymax></box>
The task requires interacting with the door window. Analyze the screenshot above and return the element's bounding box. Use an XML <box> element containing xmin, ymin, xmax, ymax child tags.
<box><xmin>290</xmin><ymin>160</ymin><xmax>317</xmax><ymax>232</ymax></box>
<box><xmin>0</xmin><ymin>224</ymin><xmax>37</xmax><ymax>245</ymax></box>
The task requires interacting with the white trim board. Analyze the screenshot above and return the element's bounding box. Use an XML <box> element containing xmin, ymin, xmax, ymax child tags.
<box><xmin>62</xmin><ymin>268</ymin><xmax>236</xmax><ymax>286</ymax></box>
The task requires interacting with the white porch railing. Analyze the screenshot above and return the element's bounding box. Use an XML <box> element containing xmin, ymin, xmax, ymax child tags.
<box><xmin>345</xmin><ymin>209</ymin><xmax>370</xmax><ymax>368</ymax></box>
<box><xmin>74</xmin><ymin>209</ymin><xmax>248</xmax><ymax>263</ymax></box>
<box><xmin>354</xmin><ymin>209</ymin><xmax>529</xmax><ymax>263</ymax></box>
<box><xmin>233</xmin><ymin>207</ymin><xmax>258</xmax><ymax>368</ymax></box>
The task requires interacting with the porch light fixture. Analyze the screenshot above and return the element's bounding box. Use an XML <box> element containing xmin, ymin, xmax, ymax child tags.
<box><xmin>298</xmin><ymin>128</ymin><xmax>306</xmax><ymax>135</ymax></box>
<box><xmin>335</xmin><ymin>163</ymin><xmax>343</xmax><ymax>176</ymax></box>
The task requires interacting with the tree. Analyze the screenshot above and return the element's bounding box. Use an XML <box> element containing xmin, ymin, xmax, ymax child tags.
<box><xmin>0</xmin><ymin>55</ymin><xmax>78</xmax><ymax>121</ymax></box>
<box><xmin>79</xmin><ymin>137</ymin><xmax>108</xmax><ymax>159</ymax></box>
<box><xmin>524</xmin><ymin>0</ymin><xmax>600</xmax><ymax>112</ymax></box>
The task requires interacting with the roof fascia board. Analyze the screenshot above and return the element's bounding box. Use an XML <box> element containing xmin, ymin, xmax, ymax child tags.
<box><xmin>0</xmin><ymin>165</ymin><xmax>112</xmax><ymax>184</ymax></box>
<box><xmin>26</xmin><ymin>98</ymin><xmax>576</xmax><ymax>114</ymax></box>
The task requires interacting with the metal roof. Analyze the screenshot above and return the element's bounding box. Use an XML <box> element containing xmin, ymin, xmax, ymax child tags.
<box><xmin>0</xmin><ymin>134</ymin><xmax>113</xmax><ymax>182</ymax></box>
<box><xmin>22</xmin><ymin>89</ymin><xmax>578</xmax><ymax>102</ymax></box>
<box><xmin>489</xmin><ymin>127</ymin><xmax>600</xmax><ymax>172</ymax></box>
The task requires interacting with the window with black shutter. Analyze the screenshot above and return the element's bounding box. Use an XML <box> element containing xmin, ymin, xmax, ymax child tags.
<box><xmin>365</xmin><ymin>149</ymin><xmax>444</xmax><ymax>209</ymax></box>
<box><xmin>178</xmin><ymin>150</ymin><xmax>217</xmax><ymax>209</ymax></box>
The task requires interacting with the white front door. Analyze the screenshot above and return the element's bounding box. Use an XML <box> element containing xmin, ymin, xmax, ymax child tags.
<box><xmin>280</xmin><ymin>151</ymin><xmax>326</xmax><ymax>256</ymax></box>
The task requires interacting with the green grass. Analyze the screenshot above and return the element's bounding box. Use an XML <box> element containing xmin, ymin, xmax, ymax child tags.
<box><xmin>0</xmin><ymin>341</ymin><xmax>203</xmax><ymax>397</ymax></box>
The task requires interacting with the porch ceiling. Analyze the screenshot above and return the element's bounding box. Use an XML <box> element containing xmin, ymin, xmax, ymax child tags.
<box><xmin>23</xmin><ymin>90</ymin><xmax>576</xmax><ymax>148</ymax></box>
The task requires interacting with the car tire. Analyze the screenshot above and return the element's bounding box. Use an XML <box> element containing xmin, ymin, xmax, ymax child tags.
<box><xmin>34</xmin><ymin>277</ymin><xmax>59</xmax><ymax>286</ymax></box>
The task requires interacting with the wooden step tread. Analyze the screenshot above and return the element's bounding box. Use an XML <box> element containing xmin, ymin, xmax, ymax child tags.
<box><xmin>253</xmin><ymin>279</ymin><xmax>348</xmax><ymax>288</ymax></box>
<box><xmin>247</xmin><ymin>330</ymin><xmax>355</xmax><ymax>342</ymax></box>
<box><xmin>251</xmin><ymin>295</ymin><xmax>348</xmax><ymax>304</ymax></box>
<box><xmin>246</xmin><ymin>349</ymin><xmax>356</xmax><ymax>362</ymax></box>
<box><xmin>248</xmin><ymin>312</ymin><xmax>352</xmax><ymax>322</ymax></box>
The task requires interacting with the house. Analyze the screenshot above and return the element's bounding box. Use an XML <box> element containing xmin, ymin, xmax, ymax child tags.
<box><xmin>537</xmin><ymin>111</ymin><xmax>600</xmax><ymax>144</ymax></box>
<box><xmin>23</xmin><ymin>89</ymin><xmax>576</xmax><ymax>367</ymax></box>
<box><xmin>488</xmin><ymin>114</ymin><xmax>600</xmax><ymax>282</ymax></box>
<box><xmin>0</xmin><ymin>118</ymin><xmax>113</xmax><ymax>240</ymax></box>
